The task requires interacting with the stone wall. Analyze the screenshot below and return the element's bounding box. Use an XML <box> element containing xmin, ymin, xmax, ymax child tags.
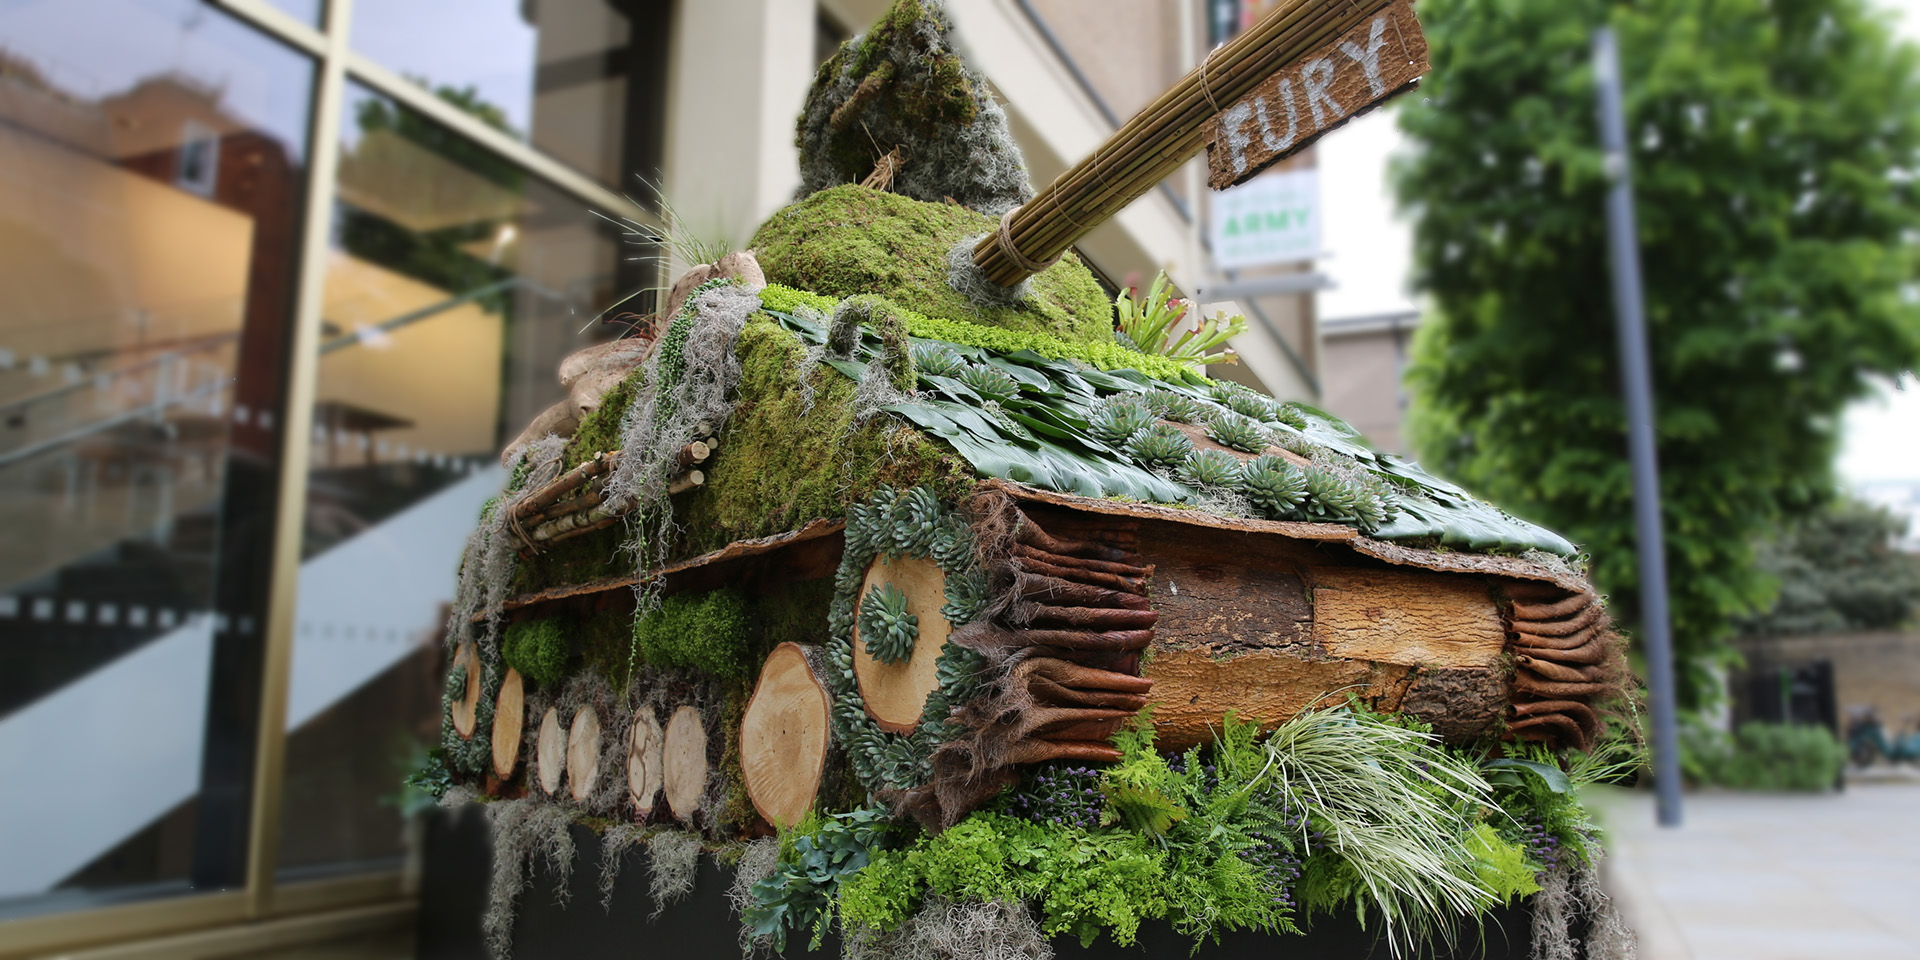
<box><xmin>1735</xmin><ymin>630</ymin><xmax>1920</xmax><ymax>723</ymax></box>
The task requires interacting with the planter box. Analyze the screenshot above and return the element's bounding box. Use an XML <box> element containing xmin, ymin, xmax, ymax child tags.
<box><xmin>416</xmin><ymin>809</ymin><xmax>1538</xmax><ymax>960</ymax></box>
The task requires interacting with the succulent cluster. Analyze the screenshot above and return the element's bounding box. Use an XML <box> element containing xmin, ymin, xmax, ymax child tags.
<box><xmin>957</xmin><ymin>364</ymin><xmax>1020</xmax><ymax>402</ymax></box>
<box><xmin>1207</xmin><ymin>411</ymin><xmax>1270</xmax><ymax>453</ymax></box>
<box><xmin>911</xmin><ymin>342</ymin><xmax>967</xmax><ymax>379</ymax></box>
<box><xmin>859</xmin><ymin>583</ymin><xmax>920</xmax><ymax>664</ymax></box>
<box><xmin>1242</xmin><ymin>455</ymin><xmax>1309</xmax><ymax>517</ymax></box>
<box><xmin>1146</xmin><ymin>390</ymin><xmax>1204</xmax><ymax>423</ymax></box>
<box><xmin>1179</xmin><ymin>448</ymin><xmax>1245</xmax><ymax>489</ymax></box>
<box><xmin>1088</xmin><ymin>395</ymin><xmax>1157</xmax><ymax>445</ymax></box>
<box><xmin>1126</xmin><ymin>422</ymin><xmax>1195</xmax><ymax>468</ymax></box>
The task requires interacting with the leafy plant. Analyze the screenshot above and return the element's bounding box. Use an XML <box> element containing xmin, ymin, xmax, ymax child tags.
<box><xmin>1126</xmin><ymin>423</ymin><xmax>1194</xmax><ymax>469</ymax></box>
<box><xmin>859</xmin><ymin>582</ymin><xmax>920</xmax><ymax>664</ymax></box>
<box><xmin>747</xmin><ymin>807</ymin><xmax>897</xmax><ymax>952</ymax></box>
<box><xmin>1398</xmin><ymin>0</ymin><xmax>1920</xmax><ymax>706</ymax></box>
<box><xmin>1115</xmin><ymin>272</ymin><xmax>1248</xmax><ymax>369</ymax></box>
<box><xmin>1681</xmin><ymin>720</ymin><xmax>1845</xmax><ymax>791</ymax></box>
<box><xmin>1740</xmin><ymin>497</ymin><xmax>1920</xmax><ymax>636</ymax></box>
<box><xmin>1259</xmin><ymin>706</ymin><xmax>1501</xmax><ymax>956</ymax></box>
<box><xmin>1180</xmin><ymin>449</ymin><xmax>1246</xmax><ymax>490</ymax></box>
<box><xmin>1207</xmin><ymin>411</ymin><xmax>1270</xmax><ymax>453</ymax></box>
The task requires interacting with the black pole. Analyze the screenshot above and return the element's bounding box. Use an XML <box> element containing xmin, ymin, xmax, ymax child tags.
<box><xmin>1594</xmin><ymin>26</ymin><xmax>1684</xmax><ymax>827</ymax></box>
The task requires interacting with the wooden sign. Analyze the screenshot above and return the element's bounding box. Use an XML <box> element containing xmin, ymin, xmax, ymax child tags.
<box><xmin>1204</xmin><ymin>0</ymin><xmax>1429</xmax><ymax>190</ymax></box>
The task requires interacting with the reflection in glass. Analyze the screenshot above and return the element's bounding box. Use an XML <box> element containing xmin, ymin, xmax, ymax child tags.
<box><xmin>278</xmin><ymin>81</ymin><xmax>648</xmax><ymax>874</ymax></box>
<box><xmin>0</xmin><ymin>0</ymin><xmax>311</xmax><ymax>910</ymax></box>
<box><xmin>350</xmin><ymin>0</ymin><xmax>673</xmax><ymax>190</ymax></box>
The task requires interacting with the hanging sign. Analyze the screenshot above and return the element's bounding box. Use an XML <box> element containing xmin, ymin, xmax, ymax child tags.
<box><xmin>1210</xmin><ymin>168</ymin><xmax>1320</xmax><ymax>269</ymax></box>
<box><xmin>1203</xmin><ymin>0</ymin><xmax>1428</xmax><ymax>190</ymax></box>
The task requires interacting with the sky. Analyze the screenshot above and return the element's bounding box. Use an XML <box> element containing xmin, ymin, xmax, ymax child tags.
<box><xmin>1315</xmin><ymin>0</ymin><xmax>1920</xmax><ymax>489</ymax></box>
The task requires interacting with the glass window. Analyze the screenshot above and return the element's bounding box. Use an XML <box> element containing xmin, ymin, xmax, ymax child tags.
<box><xmin>277</xmin><ymin>80</ymin><xmax>648</xmax><ymax>875</ymax></box>
<box><xmin>265</xmin><ymin>0</ymin><xmax>324</xmax><ymax>26</ymax></box>
<box><xmin>349</xmin><ymin>0</ymin><xmax>673</xmax><ymax>191</ymax></box>
<box><xmin>0</xmin><ymin>0</ymin><xmax>312</xmax><ymax>912</ymax></box>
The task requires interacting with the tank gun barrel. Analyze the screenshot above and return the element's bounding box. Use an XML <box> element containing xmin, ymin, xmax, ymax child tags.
<box><xmin>971</xmin><ymin>0</ymin><xmax>1389</xmax><ymax>286</ymax></box>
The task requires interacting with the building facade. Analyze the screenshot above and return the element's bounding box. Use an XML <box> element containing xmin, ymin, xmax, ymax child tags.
<box><xmin>0</xmin><ymin>0</ymin><xmax>1317</xmax><ymax>954</ymax></box>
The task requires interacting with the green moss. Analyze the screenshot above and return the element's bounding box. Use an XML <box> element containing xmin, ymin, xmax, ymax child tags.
<box><xmin>673</xmin><ymin>315</ymin><xmax>972</xmax><ymax>556</ymax></box>
<box><xmin>760</xmin><ymin>284</ymin><xmax>1194</xmax><ymax>382</ymax></box>
<box><xmin>752</xmin><ymin>577</ymin><xmax>835</xmax><ymax>650</ymax></box>
<box><xmin>750</xmin><ymin>185</ymin><xmax>1111</xmax><ymax>345</ymax></box>
<box><xmin>564</xmin><ymin>364</ymin><xmax>646</xmax><ymax>471</ymax></box>
<box><xmin>577</xmin><ymin>606</ymin><xmax>642</xmax><ymax>690</ymax></box>
<box><xmin>502</xmin><ymin>617</ymin><xmax>571</xmax><ymax>688</ymax></box>
<box><xmin>632</xmin><ymin>588</ymin><xmax>755</xmax><ymax>681</ymax></box>
<box><xmin>507</xmin><ymin>524</ymin><xmax>626</xmax><ymax>595</ymax></box>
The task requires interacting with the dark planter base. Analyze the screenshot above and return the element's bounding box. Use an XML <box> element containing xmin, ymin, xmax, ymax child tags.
<box><xmin>416</xmin><ymin>809</ymin><xmax>1537</xmax><ymax>960</ymax></box>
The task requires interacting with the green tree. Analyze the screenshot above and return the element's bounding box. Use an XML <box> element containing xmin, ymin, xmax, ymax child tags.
<box><xmin>1739</xmin><ymin>498</ymin><xmax>1920</xmax><ymax>636</ymax></box>
<box><xmin>1394</xmin><ymin>0</ymin><xmax>1920</xmax><ymax>706</ymax></box>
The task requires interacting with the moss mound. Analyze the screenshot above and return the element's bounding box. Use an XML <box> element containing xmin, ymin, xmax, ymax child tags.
<box><xmin>675</xmin><ymin>313</ymin><xmax>974</xmax><ymax>555</ymax></box>
<box><xmin>749</xmin><ymin>185</ymin><xmax>1112</xmax><ymax>346</ymax></box>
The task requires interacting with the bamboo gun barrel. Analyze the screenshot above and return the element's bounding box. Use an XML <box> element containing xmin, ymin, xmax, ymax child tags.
<box><xmin>971</xmin><ymin>0</ymin><xmax>1380</xmax><ymax>287</ymax></box>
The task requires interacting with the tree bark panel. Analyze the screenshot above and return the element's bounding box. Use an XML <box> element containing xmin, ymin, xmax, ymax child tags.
<box><xmin>536</xmin><ymin>706</ymin><xmax>566</xmax><ymax>796</ymax></box>
<box><xmin>1149</xmin><ymin>554</ymin><xmax>1313</xmax><ymax>652</ymax></box>
<box><xmin>663</xmin><ymin>705</ymin><xmax>709</xmax><ymax>824</ymax></box>
<box><xmin>451</xmin><ymin>643</ymin><xmax>481</xmax><ymax>739</ymax></box>
<box><xmin>1310</xmin><ymin>568</ymin><xmax>1505</xmax><ymax>669</ymax></box>
<box><xmin>627</xmin><ymin>709</ymin><xmax>664</xmax><ymax>816</ymax></box>
<box><xmin>567</xmin><ymin>707</ymin><xmax>602</xmax><ymax>804</ymax></box>
<box><xmin>1143</xmin><ymin>648</ymin><xmax>1373</xmax><ymax>751</ymax></box>
<box><xmin>850</xmin><ymin>556</ymin><xmax>952</xmax><ymax>734</ymax></box>
<box><xmin>741</xmin><ymin>643</ymin><xmax>831</xmax><ymax>829</ymax></box>
<box><xmin>491</xmin><ymin>668</ymin><xmax>525</xmax><ymax>779</ymax></box>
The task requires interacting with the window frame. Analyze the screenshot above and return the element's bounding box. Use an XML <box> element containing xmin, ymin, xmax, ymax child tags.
<box><xmin>0</xmin><ymin>0</ymin><xmax>663</xmax><ymax>950</ymax></box>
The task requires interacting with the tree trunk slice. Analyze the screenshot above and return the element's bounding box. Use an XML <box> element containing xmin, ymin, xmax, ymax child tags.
<box><xmin>491</xmin><ymin>668</ymin><xmax>525</xmax><ymax>779</ymax></box>
<box><xmin>741</xmin><ymin>643</ymin><xmax>830</xmax><ymax>829</ymax></box>
<box><xmin>450</xmin><ymin>642</ymin><xmax>481</xmax><ymax>739</ymax></box>
<box><xmin>850</xmin><ymin>556</ymin><xmax>951</xmax><ymax>734</ymax></box>
<box><xmin>627</xmin><ymin>709</ymin><xmax>664</xmax><ymax>816</ymax></box>
<box><xmin>662</xmin><ymin>705</ymin><xmax>708</xmax><ymax>824</ymax></box>
<box><xmin>566</xmin><ymin>706</ymin><xmax>603</xmax><ymax>804</ymax></box>
<box><xmin>536</xmin><ymin>706</ymin><xmax>566</xmax><ymax>796</ymax></box>
<box><xmin>1310</xmin><ymin>568</ymin><xmax>1506</xmax><ymax>669</ymax></box>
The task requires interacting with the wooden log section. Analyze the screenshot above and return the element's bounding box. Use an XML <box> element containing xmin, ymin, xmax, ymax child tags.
<box><xmin>663</xmin><ymin>705</ymin><xmax>709</xmax><ymax>824</ymax></box>
<box><xmin>741</xmin><ymin>643</ymin><xmax>832</xmax><ymax>829</ymax></box>
<box><xmin>851</xmin><ymin>556</ymin><xmax>953</xmax><ymax>734</ymax></box>
<box><xmin>536</xmin><ymin>706</ymin><xmax>566</xmax><ymax>796</ymax></box>
<box><xmin>450</xmin><ymin>642</ymin><xmax>481</xmax><ymax>739</ymax></box>
<box><xmin>627</xmin><ymin>710</ymin><xmax>664</xmax><ymax>816</ymax></box>
<box><xmin>971</xmin><ymin>0</ymin><xmax>1393</xmax><ymax>286</ymax></box>
<box><xmin>1310</xmin><ymin>567</ymin><xmax>1509</xmax><ymax>670</ymax></box>
<box><xmin>567</xmin><ymin>707</ymin><xmax>603</xmax><ymax>804</ymax></box>
<box><xmin>491</xmin><ymin>668</ymin><xmax>526</xmax><ymax>779</ymax></box>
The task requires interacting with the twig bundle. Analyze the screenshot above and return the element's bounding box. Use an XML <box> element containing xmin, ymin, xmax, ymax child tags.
<box><xmin>512</xmin><ymin>432</ymin><xmax>718</xmax><ymax>556</ymax></box>
<box><xmin>971</xmin><ymin>0</ymin><xmax>1383</xmax><ymax>286</ymax></box>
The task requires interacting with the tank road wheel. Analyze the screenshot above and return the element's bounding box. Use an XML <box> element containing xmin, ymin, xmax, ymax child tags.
<box><xmin>449</xmin><ymin>643</ymin><xmax>481</xmax><ymax>738</ymax></box>
<box><xmin>491</xmin><ymin>668</ymin><xmax>525</xmax><ymax>779</ymax></box>
<box><xmin>662</xmin><ymin>705</ymin><xmax>709</xmax><ymax>824</ymax></box>
<box><xmin>536</xmin><ymin>706</ymin><xmax>566</xmax><ymax>796</ymax></box>
<box><xmin>627</xmin><ymin>709</ymin><xmax>664</xmax><ymax>816</ymax></box>
<box><xmin>566</xmin><ymin>706</ymin><xmax>602</xmax><ymax>804</ymax></box>
<box><xmin>851</xmin><ymin>557</ymin><xmax>952</xmax><ymax>733</ymax></box>
<box><xmin>741</xmin><ymin>643</ymin><xmax>831</xmax><ymax>828</ymax></box>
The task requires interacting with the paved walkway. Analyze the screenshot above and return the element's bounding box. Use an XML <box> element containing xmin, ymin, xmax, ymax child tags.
<box><xmin>1594</xmin><ymin>781</ymin><xmax>1920</xmax><ymax>960</ymax></box>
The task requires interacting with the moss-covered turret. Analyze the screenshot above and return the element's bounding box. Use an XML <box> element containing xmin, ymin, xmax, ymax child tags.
<box><xmin>796</xmin><ymin>0</ymin><xmax>1031</xmax><ymax>216</ymax></box>
<box><xmin>751</xmin><ymin>185</ymin><xmax>1112</xmax><ymax>344</ymax></box>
